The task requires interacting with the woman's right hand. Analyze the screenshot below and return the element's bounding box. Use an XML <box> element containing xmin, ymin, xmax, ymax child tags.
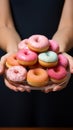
<box><xmin>0</xmin><ymin>27</ymin><xmax>31</xmax><ymax>92</ymax></box>
<box><xmin>0</xmin><ymin>0</ymin><xmax>31</xmax><ymax>92</ymax></box>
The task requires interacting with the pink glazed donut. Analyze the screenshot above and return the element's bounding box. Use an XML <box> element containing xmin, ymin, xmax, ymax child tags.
<box><xmin>5</xmin><ymin>65</ymin><xmax>27</xmax><ymax>83</ymax></box>
<box><xmin>27</xmin><ymin>34</ymin><xmax>50</xmax><ymax>52</ymax></box>
<box><xmin>49</xmin><ymin>39</ymin><xmax>59</xmax><ymax>53</ymax></box>
<box><xmin>47</xmin><ymin>65</ymin><xmax>68</xmax><ymax>83</ymax></box>
<box><xmin>16</xmin><ymin>49</ymin><xmax>38</xmax><ymax>66</ymax></box>
<box><xmin>18</xmin><ymin>39</ymin><xmax>28</xmax><ymax>50</ymax></box>
<box><xmin>58</xmin><ymin>53</ymin><xmax>69</xmax><ymax>68</ymax></box>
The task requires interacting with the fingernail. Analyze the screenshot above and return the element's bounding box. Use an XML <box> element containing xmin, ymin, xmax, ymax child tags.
<box><xmin>44</xmin><ymin>89</ymin><xmax>50</xmax><ymax>93</ymax></box>
<box><xmin>26</xmin><ymin>88</ymin><xmax>31</xmax><ymax>92</ymax></box>
<box><xmin>17</xmin><ymin>87</ymin><xmax>23</xmax><ymax>91</ymax></box>
<box><xmin>53</xmin><ymin>87</ymin><xmax>57</xmax><ymax>91</ymax></box>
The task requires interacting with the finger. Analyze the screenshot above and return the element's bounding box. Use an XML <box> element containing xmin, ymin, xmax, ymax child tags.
<box><xmin>0</xmin><ymin>53</ymin><xmax>11</xmax><ymax>65</ymax></box>
<box><xmin>11</xmin><ymin>83</ymin><xmax>31</xmax><ymax>92</ymax></box>
<box><xmin>8</xmin><ymin>82</ymin><xmax>25</xmax><ymax>92</ymax></box>
<box><xmin>53</xmin><ymin>85</ymin><xmax>64</xmax><ymax>91</ymax></box>
<box><xmin>0</xmin><ymin>53</ymin><xmax>12</xmax><ymax>74</ymax></box>
<box><xmin>53</xmin><ymin>81</ymin><xmax>68</xmax><ymax>91</ymax></box>
<box><xmin>42</xmin><ymin>84</ymin><xmax>56</xmax><ymax>93</ymax></box>
<box><xmin>0</xmin><ymin>64</ymin><xmax>4</xmax><ymax>74</ymax></box>
<box><xmin>63</xmin><ymin>53</ymin><xmax>73</xmax><ymax>73</ymax></box>
<box><xmin>4</xmin><ymin>78</ymin><xmax>18</xmax><ymax>92</ymax></box>
<box><xmin>0</xmin><ymin>52</ymin><xmax>17</xmax><ymax>66</ymax></box>
<box><xmin>53</xmin><ymin>72</ymin><xmax>71</xmax><ymax>92</ymax></box>
<box><xmin>43</xmin><ymin>87</ymin><xmax>53</xmax><ymax>93</ymax></box>
<box><xmin>53</xmin><ymin>84</ymin><xmax>68</xmax><ymax>91</ymax></box>
<box><xmin>17</xmin><ymin>85</ymin><xmax>31</xmax><ymax>92</ymax></box>
<box><xmin>16</xmin><ymin>87</ymin><xmax>26</xmax><ymax>92</ymax></box>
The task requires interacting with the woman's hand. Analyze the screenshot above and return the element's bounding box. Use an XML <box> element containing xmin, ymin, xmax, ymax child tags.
<box><xmin>42</xmin><ymin>53</ymin><xmax>73</xmax><ymax>93</ymax></box>
<box><xmin>42</xmin><ymin>27</ymin><xmax>73</xmax><ymax>93</ymax></box>
<box><xmin>0</xmin><ymin>27</ymin><xmax>31</xmax><ymax>92</ymax></box>
<box><xmin>43</xmin><ymin>4</ymin><xmax>73</xmax><ymax>93</ymax></box>
<box><xmin>52</xmin><ymin>28</ymin><xmax>73</xmax><ymax>53</ymax></box>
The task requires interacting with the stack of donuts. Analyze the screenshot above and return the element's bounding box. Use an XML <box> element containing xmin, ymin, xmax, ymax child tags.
<box><xmin>5</xmin><ymin>34</ymin><xmax>69</xmax><ymax>88</ymax></box>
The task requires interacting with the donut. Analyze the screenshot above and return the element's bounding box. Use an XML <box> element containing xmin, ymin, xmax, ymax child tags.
<box><xmin>58</xmin><ymin>53</ymin><xmax>69</xmax><ymax>68</ymax></box>
<box><xmin>47</xmin><ymin>65</ymin><xmax>68</xmax><ymax>83</ymax></box>
<box><xmin>27</xmin><ymin>68</ymin><xmax>49</xmax><ymax>87</ymax></box>
<box><xmin>16</xmin><ymin>49</ymin><xmax>38</xmax><ymax>66</ymax></box>
<box><xmin>6</xmin><ymin>53</ymin><xmax>19</xmax><ymax>68</ymax></box>
<box><xmin>27</xmin><ymin>34</ymin><xmax>50</xmax><ymax>52</ymax></box>
<box><xmin>28</xmin><ymin>62</ymin><xmax>44</xmax><ymax>69</ymax></box>
<box><xmin>5</xmin><ymin>65</ymin><xmax>27</xmax><ymax>83</ymax></box>
<box><xmin>38</xmin><ymin>51</ymin><xmax>58</xmax><ymax>67</ymax></box>
<box><xmin>49</xmin><ymin>39</ymin><xmax>59</xmax><ymax>53</ymax></box>
<box><xmin>18</xmin><ymin>39</ymin><xmax>28</xmax><ymax>50</ymax></box>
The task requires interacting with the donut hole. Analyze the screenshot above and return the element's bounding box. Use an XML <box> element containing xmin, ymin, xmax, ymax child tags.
<box><xmin>35</xmin><ymin>38</ymin><xmax>39</xmax><ymax>42</ymax></box>
<box><xmin>34</xmin><ymin>70</ymin><xmax>40</xmax><ymax>76</ymax></box>
<box><xmin>24</xmin><ymin>51</ymin><xmax>28</xmax><ymax>55</ymax></box>
<box><xmin>14</xmin><ymin>56</ymin><xmax>17</xmax><ymax>60</ymax></box>
<box><xmin>11</xmin><ymin>54</ymin><xmax>18</xmax><ymax>61</ymax></box>
<box><xmin>54</xmin><ymin>67</ymin><xmax>60</xmax><ymax>72</ymax></box>
<box><xmin>14</xmin><ymin>70</ymin><xmax>19</xmax><ymax>74</ymax></box>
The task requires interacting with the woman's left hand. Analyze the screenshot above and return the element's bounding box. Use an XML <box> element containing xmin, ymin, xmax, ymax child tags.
<box><xmin>42</xmin><ymin>53</ymin><xmax>73</xmax><ymax>93</ymax></box>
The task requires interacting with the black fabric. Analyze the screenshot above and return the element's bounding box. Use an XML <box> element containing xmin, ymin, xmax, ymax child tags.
<box><xmin>10</xmin><ymin>0</ymin><xmax>64</xmax><ymax>39</ymax></box>
<box><xmin>0</xmin><ymin>0</ymin><xmax>73</xmax><ymax>127</ymax></box>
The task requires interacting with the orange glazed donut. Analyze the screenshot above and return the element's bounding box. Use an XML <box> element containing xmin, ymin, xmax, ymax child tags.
<box><xmin>27</xmin><ymin>68</ymin><xmax>49</xmax><ymax>87</ymax></box>
<box><xmin>6</xmin><ymin>53</ymin><xmax>19</xmax><ymax>68</ymax></box>
<box><xmin>27</xmin><ymin>34</ymin><xmax>50</xmax><ymax>52</ymax></box>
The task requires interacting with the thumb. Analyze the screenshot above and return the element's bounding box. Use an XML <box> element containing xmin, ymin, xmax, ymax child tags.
<box><xmin>63</xmin><ymin>53</ymin><xmax>73</xmax><ymax>74</ymax></box>
<box><xmin>0</xmin><ymin>52</ymin><xmax>13</xmax><ymax>74</ymax></box>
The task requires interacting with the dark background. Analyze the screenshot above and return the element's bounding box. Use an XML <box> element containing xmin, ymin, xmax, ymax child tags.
<box><xmin>0</xmin><ymin>0</ymin><xmax>73</xmax><ymax>127</ymax></box>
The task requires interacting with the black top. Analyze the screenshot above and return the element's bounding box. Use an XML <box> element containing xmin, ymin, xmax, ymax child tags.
<box><xmin>10</xmin><ymin>0</ymin><xmax>64</xmax><ymax>39</ymax></box>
